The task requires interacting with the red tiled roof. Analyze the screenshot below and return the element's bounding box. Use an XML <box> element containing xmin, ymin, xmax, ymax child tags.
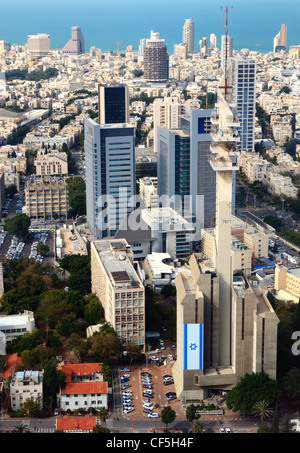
<box><xmin>60</xmin><ymin>381</ymin><xmax>108</xmax><ymax>395</ymax></box>
<box><xmin>57</xmin><ymin>363</ymin><xmax>103</xmax><ymax>382</ymax></box>
<box><xmin>56</xmin><ymin>415</ymin><xmax>98</xmax><ymax>432</ymax></box>
<box><xmin>4</xmin><ymin>353</ymin><xmax>23</xmax><ymax>379</ymax></box>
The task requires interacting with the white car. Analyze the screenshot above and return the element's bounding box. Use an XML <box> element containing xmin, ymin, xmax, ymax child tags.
<box><xmin>121</xmin><ymin>374</ymin><xmax>130</xmax><ymax>378</ymax></box>
<box><xmin>149</xmin><ymin>356</ymin><xmax>158</xmax><ymax>361</ymax></box>
<box><xmin>123</xmin><ymin>408</ymin><xmax>134</xmax><ymax>414</ymax></box>
<box><xmin>120</xmin><ymin>368</ymin><xmax>130</xmax><ymax>372</ymax></box>
<box><xmin>225</xmin><ymin>428</ymin><xmax>232</xmax><ymax>433</ymax></box>
<box><xmin>219</xmin><ymin>428</ymin><xmax>225</xmax><ymax>433</ymax></box>
<box><xmin>148</xmin><ymin>412</ymin><xmax>160</xmax><ymax>418</ymax></box>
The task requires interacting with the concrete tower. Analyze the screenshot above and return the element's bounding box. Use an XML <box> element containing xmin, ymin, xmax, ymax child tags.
<box><xmin>183</xmin><ymin>18</ymin><xmax>194</xmax><ymax>53</ymax></box>
<box><xmin>62</xmin><ymin>26</ymin><xmax>85</xmax><ymax>55</ymax></box>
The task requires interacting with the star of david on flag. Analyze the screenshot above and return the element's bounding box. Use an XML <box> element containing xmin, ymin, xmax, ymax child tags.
<box><xmin>184</xmin><ymin>323</ymin><xmax>203</xmax><ymax>370</ymax></box>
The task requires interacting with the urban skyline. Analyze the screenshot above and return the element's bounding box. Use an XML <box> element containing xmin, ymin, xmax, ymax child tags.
<box><xmin>1</xmin><ymin>0</ymin><xmax>300</xmax><ymax>54</ymax></box>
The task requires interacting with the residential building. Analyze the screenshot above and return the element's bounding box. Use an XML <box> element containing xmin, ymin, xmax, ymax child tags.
<box><xmin>237</xmin><ymin>151</ymin><xmax>269</xmax><ymax>182</ymax></box>
<box><xmin>98</xmin><ymin>85</ymin><xmax>129</xmax><ymax>125</ymax></box>
<box><xmin>27</xmin><ymin>33</ymin><xmax>50</xmax><ymax>57</ymax></box>
<box><xmin>10</xmin><ymin>371</ymin><xmax>43</xmax><ymax>411</ymax></box>
<box><xmin>210</xmin><ymin>33</ymin><xmax>218</xmax><ymax>50</ymax></box>
<box><xmin>34</xmin><ymin>151</ymin><xmax>68</xmax><ymax>176</ymax></box>
<box><xmin>182</xmin><ymin>18</ymin><xmax>194</xmax><ymax>53</ymax></box>
<box><xmin>174</xmin><ymin>43</ymin><xmax>188</xmax><ymax>59</ymax></box>
<box><xmin>25</xmin><ymin>176</ymin><xmax>69</xmax><ymax>219</ymax></box>
<box><xmin>143</xmin><ymin>31</ymin><xmax>169</xmax><ymax>83</ymax></box>
<box><xmin>57</xmin><ymin>363</ymin><xmax>108</xmax><ymax>412</ymax></box>
<box><xmin>91</xmin><ymin>238</ymin><xmax>145</xmax><ymax>349</ymax></box>
<box><xmin>84</xmin><ymin>117</ymin><xmax>135</xmax><ymax>238</ymax></box>
<box><xmin>62</xmin><ymin>26</ymin><xmax>85</xmax><ymax>55</ymax></box>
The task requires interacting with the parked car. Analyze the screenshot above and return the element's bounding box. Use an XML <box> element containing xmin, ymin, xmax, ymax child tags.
<box><xmin>120</xmin><ymin>368</ymin><xmax>130</xmax><ymax>372</ymax></box>
<box><xmin>148</xmin><ymin>412</ymin><xmax>160</xmax><ymax>418</ymax></box>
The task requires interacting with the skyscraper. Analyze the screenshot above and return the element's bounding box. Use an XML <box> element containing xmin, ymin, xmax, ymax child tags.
<box><xmin>172</xmin><ymin>74</ymin><xmax>279</xmax><ymax>401</ymax></box>
<box><xmin>85</xmin><ymin>118</ymin><xmax>135</xmax><ymax>238</ymax></box>
<box><xmin>210</xmin><ymin>33</ymin><xmax>218</xmax><ymax>49</ymax></box>
<box><xmin>143</xmin><ymin>31</ymin><xmax>169</xmax><ymax>83</ymax></box>
<box><xmin>221</xmin><ymin>34</ymin><xmax>233</xmax><ymax>69</ymax></box>
<box><xmin>231</xmin><ymin>57</ymin><xmax>256</xmax><ymax>152</ymax></box>
<box><xmin>27</xmin><ymin>34</ymin><xmax>50</xmax><ymax>57</ymax></box>
<box><xmin>62</xmin><ymin>26</ymin><xmax>85</xmax><ymax>55</ymax></box>
<box><xmin>98</xmin><ymin>85</ymin><xmax>129</xmax><ymax>125</ymax></box>
<box><xmin>273</xmin><ymin>24</ymin><xmax>287</xmax><ymax>52</ymax></box>
<box><xmin>182</xmin><ymin>18</ymin><xmax>194</xmax><ymax>53</ymax></box>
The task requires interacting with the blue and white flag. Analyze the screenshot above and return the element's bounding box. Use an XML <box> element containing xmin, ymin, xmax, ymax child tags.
<box><xmin>184</xmin><ymin>323</ymin><xmax>203</xmax><ymax>370</ymax></box>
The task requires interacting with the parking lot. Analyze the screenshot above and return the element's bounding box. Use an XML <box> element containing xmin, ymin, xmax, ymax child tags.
<box><xmin>118</xmin><ymin>336</ymin><xmax>184</xmax><ymax>421</ymax></box>
<box><xmin>0</xmin><ymin>229</ymin><xmax>54</xmax><ymax>264</ymax></box>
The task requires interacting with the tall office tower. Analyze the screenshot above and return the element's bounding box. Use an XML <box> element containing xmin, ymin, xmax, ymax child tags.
<box><xmin>62</xmin><ymin>26</ymin><xmax>85</xmax><ymax>55</ymax></box>
<box><xmin>221</xmin><ymin>34</ymin><xmax>233</xmax><ymax>69</ymax></box>
<box><xmin>182</xmin><ymin>18</ymin><xmax>194</xmax><ymax>53</ymax></box>
<box><xmin>210</xmin><ymin>33</ymin><xmax>218</xmax><ymax>49</ymax></box>
<box><xmin>143</xmin><ymin>30</ymin><xmax>169</xmax><ymax>82</ymax></box>
<box><xmin>27</xmin><ymin>34</ymin><xmax>50</xmax><ymax>57</ymax></box>
<box><xmin>98</xmin><ymin>85</ymin><xmax>129</xmax><ymax>125</ymax></box>
<box><xmin>85</xmin><ymin>117</ymin><xmax>135</xmax><ymax>238</ymax></box>
<box><xmin>156</xmin><ymin>109</ymin><xmax>217</xmax><ymax>234</ymax></box>
<box><xmin>172</xmin><ymin>74</ymin><xmax>279</xmax><ymax>401</ymax></box>
<box><xmin>273</xmin><ymin>24</ymin><xmax>287</xmax><ymax>52</ymax></box>
<box><xmin>231</xmin><ymin>57</ymin><xmax>256</xmax><ymax>152</ymax></box>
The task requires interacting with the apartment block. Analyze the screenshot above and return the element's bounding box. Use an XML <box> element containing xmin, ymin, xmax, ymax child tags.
<box><xmin>25</xmin><ymin>176</ymin><xmax>69</xmax><ymax>219</ymax></box>
<box><xmin>34</xmin><ymin>152</ymin><xmax>68</xmax><ymax>176</ymax></box>
<box><xmin>91</xmin><ymin>239</ymin><xmax>145</xmax><ymax>350</ymax></box>
<box><xmin>10</xmin><ymin>371</ymin><xmax>43</xmax><ymax>411</ymax></box>
<box><xmin>139</xmin><ymin>177</ymin><xmax>158</xmax><ymax>208</ymax></box>
<box><xmin>275</xmin><ymin>266</ymin><xmax>300</xmax><ymax>302</ymax></box>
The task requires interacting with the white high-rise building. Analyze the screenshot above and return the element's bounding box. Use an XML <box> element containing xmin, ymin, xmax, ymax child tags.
<box><xmin>85</xmin><ymin>118</ymin><xmax>135</xmax><ymax>238</ymax></box>
<box><xmin>183</xmin><ymin>18</ymin><xmax>194</xmax><ymax>53</ymax></box>
<box><xmin>231</xmin><ymin>57</ymin><xmax>256</xmax><ymax>152</ymax></box>
<box><xmin>221</xmin><ymin>34</ymin><xmax>233</xmax><ymax>69</ymax></box>
<box><xmin>210</xmin><ymin>33</ymin><xmax>218</xmax><ymax>49</ymax></box>
<box><xmin>27</xmin><ymin>33</ymin><xmax>50</xmax><ymax>57</ymax></box>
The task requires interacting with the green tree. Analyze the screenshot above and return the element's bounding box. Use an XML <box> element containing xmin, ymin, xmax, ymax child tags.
<box><xmin>192</xmin><ymin>420</ymin><xmax>204</xmax><ymax>433</ymax></box>
<box><xmin>13</xmin><ymin>423</ymin><xmax>30</xmax><ymax>433</ymax></box>
<box><xmin>125</xmin><ymin>342</ymin><xmax>143</xmax><ymax>364</ymax></box>
<box><xmin>37</xmin><ymin>241</ymin><xmax>49</xmax><ymax>257</ymax></box>
<box><xmin>42</xmin><ymin>358</ymin><xmax>66</xmax><ymax>408</ymax></box>
<box><xmin>226</xmin><ymin>371</ymin><xmax>280</xmax><ymax>414</ymax></box>
<box><xmin>185</xmin><ymin>404</ymin><xmax>199</xmax><ymax>423</ymax></box>
<box><xmin>84</xmin><ymin>293</ymin><xmax>105</xmax><ymax>325</ymax></box>
<box><xmin>98</xmin><ymin>407</ymin><xmax>109</xmax><ymax>426</ymax></box>
<box><xmin>252</xmin><ymin>400</ymin><xmax>274</xmax><ymax>425</ymax></box>
<box><xmin>4</xmin><ymin>214</ymin><xmax>30</xmax><ymax>240</ymax></box>
<box><xmin>161</xmin><ymin>405</ymin><xmax>176</xmax><ymax>429</ymax></box>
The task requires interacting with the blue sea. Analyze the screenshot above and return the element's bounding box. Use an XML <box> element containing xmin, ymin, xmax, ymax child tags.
<box><xmin>1</xmin><ymin>0</ymin><xmax>300</xmax><ymax>54</ymax></box>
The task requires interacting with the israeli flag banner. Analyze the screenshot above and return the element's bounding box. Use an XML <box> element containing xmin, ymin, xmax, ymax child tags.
<box><xmin>184</xmin><ymin>323</ymin><xmax>203</xmax><ymax>370</ymax></box>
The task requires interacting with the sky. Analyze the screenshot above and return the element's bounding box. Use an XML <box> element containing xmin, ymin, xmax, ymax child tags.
<box><xmin>1</xmin><ymin>0</ymin><xmax>300</xmax><ymax>53</ymax></box>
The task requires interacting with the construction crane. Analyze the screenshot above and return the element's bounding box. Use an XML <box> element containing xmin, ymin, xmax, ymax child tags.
<box><xmin>113</xmin><ymin>41</ymin><xmax>138</xmax><ymax>56</ymax></box>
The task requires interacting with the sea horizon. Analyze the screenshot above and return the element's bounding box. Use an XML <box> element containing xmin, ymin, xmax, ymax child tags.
<box><xmin>2</xmin><ymin>0</ymin><xmax>300</xmax><ymax>55</ymax></box>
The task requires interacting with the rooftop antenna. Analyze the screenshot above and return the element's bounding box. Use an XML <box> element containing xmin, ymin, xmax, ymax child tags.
<box><xmin>221</xmin><ymin>4</ymin><xmax>233</xmax><ymax>98</ymax></box>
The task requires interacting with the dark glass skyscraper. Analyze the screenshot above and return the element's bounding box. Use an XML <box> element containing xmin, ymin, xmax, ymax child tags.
<box><xmin>98</xmin><ymin>85</ymin><xmax>129</xmax><ymax>125</ymax></box>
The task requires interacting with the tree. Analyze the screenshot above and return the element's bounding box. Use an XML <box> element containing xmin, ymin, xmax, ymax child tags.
<box><xmin>84</xmin><ymin>293</ymin><xmax>105</xmax><ymax>325</ymax></box>
<box><xmin>252</xmin><ymin>400</ymin><xmax>274</xmax><ymax>425</ymax></box>
<box><xmin>192</xmin><ymin>420</ymin><xmax>204</xmax><ymax>433</ymax></box>
<box><xmin>161</xmin><ymin>405</ymin><xmax>176</xmax><ymax>429</ymax></box>
<box><xmin>125</xmin><ymin>342</ymin><xmax>143</xmax><ymax>364</ymax></box>
<box><xmin>13</xmin><ymin>423</ymin><xmax>30</xmax><ymax>433</ymax></box>
<box><xmin>90</xmin><ymin>332</ymin><xmax>121</xmax><ymax>362</ymax></box>
<box><xmin>4</xmin><ymin>214</ymin><xmax>30</xmax><ymax>240</ymax></box>
<box><xmin>42</xmin><ymin>358</ymin><xmax>66</xmax><ymax>408</ymax></box>
<box><xmin>37</xmin><ymin>241</ymin><xmax>49</xmax><ymax>257</ymax></box>
<box><xmin>185</xmin><ymin>404</ymin><xmax>199</xmax><ymax>423</ymax></box>
<box><xmin>226</xmin><ymin>371</ymin><xmax>280</xmax><ymax>414</ymax></box>
<box><xmin>98</xmin><ymin>407</ymin><xmax>109</xmax><ymax>426</ymax></box>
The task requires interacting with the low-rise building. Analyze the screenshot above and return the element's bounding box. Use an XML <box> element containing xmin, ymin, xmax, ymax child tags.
<box><xmin>275</xmin><ymin>265</ymin><xmax>300</xmax><ymax>302</ymax></box>
<box><xmin>34</xmin><ymin>151</ymin><xmax>68</xmax><ymax>176</ymax></box>
<box><xmin>10</xmin><ymin>371</ymin><xmax>43</xmax><ymax>411</ymax></box>
<box><xmin>57</xmin><ymin>363</ymin><xmax>108</xmax><ymax>412</ymax></box>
